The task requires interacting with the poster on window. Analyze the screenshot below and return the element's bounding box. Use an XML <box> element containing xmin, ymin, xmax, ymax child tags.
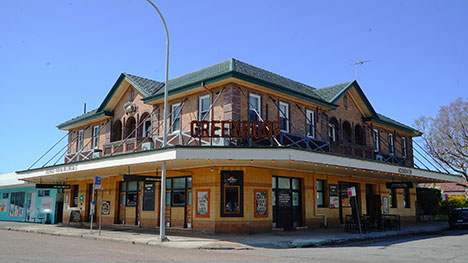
<box><xmin>41</xmin><ymin>198</ymin><xmax>54</xmax><ymax>213</ymax></box>
<box><xmin>196</xmin><ymin>190</ymin><xmax>209</xmax><ymax>217</ymax></box>
<box><xmin>9</xmin><ymin>204</ymin><xmax>23</xmax><ymax>217</ymax></box>
<box><xmin>382</xmin><ymin>196</ymin><xmax>389</xmax><ymax>213</ymax></box>
<box><xmin>102</xmin><ymin>201</ymin><xmax>110</xmax><ymax>215</ymax></box>
<box><xmin>0</xmin><ymin>200</ymin><xmax>7</xmax><ymax>212</ymax></box>
<box><xmin>255</xmin><ymin>190</ymin><xmax>268</xmax><ymax>217</ymax></box>
<box><xmin>329</xmin><ymin>196</ymin><xmax>339</xmax><ymax>208</ymax></box>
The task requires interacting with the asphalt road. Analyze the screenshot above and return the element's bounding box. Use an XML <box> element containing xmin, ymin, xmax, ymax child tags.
<box><xmin>0</xmin><ymin>229</ymin><xmax>467</xmax><ymax>263</ymax></box>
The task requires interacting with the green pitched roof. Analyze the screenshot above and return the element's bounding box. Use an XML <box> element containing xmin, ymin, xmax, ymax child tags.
<box><xmin>143</xmin><ymin>58</ymin><xmax>333</xmax><ymax>107</ymax></box>
<box><xmin>57</xmin><ymin>109</ymin><xmax>113</xmax><ymax>129</ymax></box>
<box><xmin>123</xmin><ymin>73</ymin><xmax>164</xmax><ymax>97</ymax></box>
<box><xmin>371</xmin><ymin>113</ymin><xmax>421</xmax><ymax>135</ymax></box>
<box><xmin>314</xmin><ymin>81</ymin><xmax>354</xmax><ymax>103</ymax></box>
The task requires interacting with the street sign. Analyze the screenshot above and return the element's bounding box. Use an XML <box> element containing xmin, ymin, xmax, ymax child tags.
<box><xmin>94</xmin><ymin>176</ymin><xmax>102</xmax><ymax>190</ymax></box>
<box><xmin>36</xmin><ymin>184</ymin><xmax>71</xmax><ymax>189</ymax></box>
<box><xmin>464</xmin><ymin>189</ymin><xmax>468</xmax><ymax>199</ymax></box>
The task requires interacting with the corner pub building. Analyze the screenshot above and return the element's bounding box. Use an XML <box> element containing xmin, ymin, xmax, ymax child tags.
<box><xmin>17</xmin><ymin>59</ymin><xmax>461</xmax><ymax>234</ymax></box>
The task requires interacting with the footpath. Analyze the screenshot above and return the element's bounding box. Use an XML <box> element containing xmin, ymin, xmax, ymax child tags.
<box><xmin>0</xmin><ymin>221</ymin><xmax>448</xmax><ymax>250</ymax></box>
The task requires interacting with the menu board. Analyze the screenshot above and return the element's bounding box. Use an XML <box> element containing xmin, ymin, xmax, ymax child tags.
<box><xmin>197</xmin><ymin>190</ymin><xmax>209</xmax><ymax>216</ymax></box>
<box><xmin>143</xmin><ymin>182</ymin><xmax>155</xmax><ymax>211</ymax></box>
<box><xmin>255</xmin><ymin>191</ymin><xmax>267</xmax><ymax>216</ymax></box>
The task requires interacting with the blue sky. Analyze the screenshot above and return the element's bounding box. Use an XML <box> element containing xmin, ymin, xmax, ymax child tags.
<box><xmin>0</xmin><ymin>0</ymin><xmax>466</xmax><ymax>173</ymax></box>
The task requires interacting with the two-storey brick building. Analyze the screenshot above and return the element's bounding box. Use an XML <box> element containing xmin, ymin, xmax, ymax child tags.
<box><xmin>17</xmin><ymin>58</ymin><xmax>461</xmax><ymax>233</ymax></box>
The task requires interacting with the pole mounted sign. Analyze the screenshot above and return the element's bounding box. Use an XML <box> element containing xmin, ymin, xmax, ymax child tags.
<box><xmin>94</xmin><ymin>176</ymin><xmax>102</xmax><ymax>190</ymax></box>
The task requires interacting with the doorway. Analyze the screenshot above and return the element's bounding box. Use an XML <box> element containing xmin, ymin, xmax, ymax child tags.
<box><xmin>25</xmin><ymin>192</ymin><xmax>36</xmax><ymax>222</ymax></box>
<box><xmin>272</xmin><ymin>176</ymin><xmax>301</xmax><ymax>230</ymax></box>
<box><xmin>365</xmin><ymin>184</ymin><xmax>381</xmax><ymax>219</ymax></box>
<box><xmin>166</xmin><ymin>176</ymin><xmax>192</xmax><ymax>228</ymax></box>
<box><xmin>118</xmin><ymin>181</ymin><xmax>141</xmax><ymax>225</ymax></box>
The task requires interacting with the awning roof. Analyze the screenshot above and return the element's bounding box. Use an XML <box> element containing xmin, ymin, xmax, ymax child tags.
<box><xmin>17</xmin><ymin>146</ymin><xmax>462</xmax><ymax>184</ymax></box>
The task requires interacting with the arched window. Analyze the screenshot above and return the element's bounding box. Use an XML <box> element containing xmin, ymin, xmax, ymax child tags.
<box><xmin>328</xmin><ymin>117</ymin><xmax>339</xmax><ymax>142</ymax></box>
<box><xmin>355</xmin><ymin>124</ymin><xmax>365</xmax><ymax>146</ymax></box>
<box><xmin>139</xmin><ymin>112</ymin><xmax>152</xmax><ymax>138</ymax></box>
<box><xmin>112</xmin><ymin>120</ymin><xmax>122</xmax><ymax>142</ymax></box>
<box><xmin>125</xmin><ymin>117</ymin><xmax>136</xmax><ymax>138</ymax></box>
<box><xmin>342</xmin><ymin>121</ymin><xmax>352</xmax><ymax>142</ymax></box>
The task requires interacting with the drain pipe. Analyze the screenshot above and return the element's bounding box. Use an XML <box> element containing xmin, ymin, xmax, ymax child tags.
<box><xmin>313</xmin><ymin>173</ymin><xmax>328</xmax><ymax>227</ymax></box>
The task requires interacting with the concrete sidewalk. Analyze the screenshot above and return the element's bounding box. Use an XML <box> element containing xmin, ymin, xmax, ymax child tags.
<box><xmin>0</xmin><ymin>221</ymin><xmax>449</xmax><ymax>249</ymax></box>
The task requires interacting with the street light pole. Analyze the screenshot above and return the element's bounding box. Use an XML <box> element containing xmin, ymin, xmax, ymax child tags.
<box><xmin>144</xmin><ymin>0</ymin><xmax>169</xmax><ymax>242</ymax></box>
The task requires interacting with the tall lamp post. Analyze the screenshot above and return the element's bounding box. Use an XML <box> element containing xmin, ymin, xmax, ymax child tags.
<box><xmin>144</xmin><ymin>0</ymin><xmax>169</xmax><ymax>242</ymax></box>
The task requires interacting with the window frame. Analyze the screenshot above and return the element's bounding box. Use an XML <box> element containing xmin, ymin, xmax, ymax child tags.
<box><xmin>198</xmin><ymin>94</ymin><xmax>211</xmax><ymax>121</ymax></box>
<box><xmin>92</xmin><ymin>125</ymin><xmax>99</xmax><ymax>149</ymax></box>
<box><xmin>390</xmin><ymin>188</ymin><xmax>397</xmax><ymax>208</ymax></box>
<box><xmin>279</xmin><ymin>101</ymin><xmax>290</xmax><ymax>133</ymax></box>
<box><xmin>402</xmin><ymin>137</ymin><xmax>407</xmax><ymax>158</ymax></box>
<box><xmin>306</xmin><ymin>109</ymin><xmax>316</xmax><ymax>138</ymax></box>
<box><xmin>388</xmin><ymin>133</ymin><xmax>394</xmax><ymax>155</ymax></box>
<box><xmin>171</xmin><ymin>103</ymin><xmax>182</xmax><ymax>133</ymax></box>
<box><xmin>249</xmin><ymin>93</ymin><xmax>262</xmax><ymax>122</ymax></box>
<box><xmin>403</xmin><ymin>188</ymin><xmax>410</xmax><ymax>208</ymax></box>
<box><xmin>77</xmin><ymin>129</ymin><xmax>84</xmax><ymax>152</ymax></box>
<box><xmin>328</xmin><ymin>123</ymin><xmax>336</xmax><ymax>142</ymax></box>
<box><xmin>373</xmin><ymin>129</ymin><xmax>380</xmax><ymax>153</ymax></box>
<box><xmin>316</xmin><ymin>179</ymin><xmax>327</xmax><ymax>207</ymax></box>
<box><xmin>71</xmin><ymin>185</ymin><xmax>79</xmax><ymax>207</ymax></box>
<box><xmin>220</xmin><ymin>171</ymin><xmax>244</xmax><ymax>217</ymax></box>
<box><xmin>142</xmin><ymin>119</ymin><xmax>152</xmax><ymax>138</ymax></box>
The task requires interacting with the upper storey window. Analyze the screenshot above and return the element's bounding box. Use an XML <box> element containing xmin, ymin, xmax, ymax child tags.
<box><xmin>199</xmin><ymin>95</ymin><xmax>210</xmax><ymax>121</ymax></box>
<box><xmin>249</xmin><ymin>93</ymin><xmax>261</xmax><ymax>122</ymax></box>
<box><xmin>402</xmin><ymin>137</ymin><xmax>407</xmax><ymax>158</ymax></box>
<box><xmin>388</xmin><ymin>133</ymin><xmax>394</xmax><ymax>155</ymax></box>
<box><xmin>373</xmin><ymin>129</ymin><xmax>380</xmax><ymax>152</ymax></box>
<box><xmin>92</xmin><ymin>125</ymin><xmax>99</xmax><ymax>149</ymax></box>
<box><xmin>171</xmin><ymin>103</ymin><xmax>181</xmax><ymax>132</ymax></box>
<box><xmin>306</xmin><ymin>109</ymin><xmax>316</xmax><ymax>138</ymax></box>
<box><xmin>77</xmin><ymin>129</ymin><xmax>84</xmax><ymax>152</ymax></box>
<box><xmin>112</xmin><ymin>120</ymin><xmax>122</xmax><ymax>142</ymax></box>
<box><xmin>279</xmin><ymin>101</ymin><xmax>289</xmax><ymax>132</ymax></box>
<box><xmin>328</xmin><ymin>118</ymin><xmax>338</xmax><ymax>142</ymax></box>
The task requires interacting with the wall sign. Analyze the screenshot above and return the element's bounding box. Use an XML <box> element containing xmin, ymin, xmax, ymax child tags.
<box><xmin>190</xmin><ymin>120</ymin><xmax>282</xmax><ymax>139</ymax></box>
<box><xmin>196</xmin><ymin>189</ymin><xmax>209</xmax><ymax>217</ymax></box>
<box><xmin>386</xmin><ymin>182</ymin><xmax>413</xmax><ymax>189</ymax></box>
<box><xmin>102</xmin><ymin>201</ymin><xmax>111</xmax><ymax>215</ymax></box>
<box><xmin>123</xmin><ymin>174</ymin><xmax>161</xmax><ymax>182</ymax></box>
<box><xmin>255</xmin><ymin>190</ymin><xmax>268</xmax><ymax>217</ymax></box>
<box><xmin>36</xmin><ymin>184</ymin><xmax>71</xmax><ymax>189</ymax></box>
<box><xmin>328</xmin><ymin>184</ymin><xmax>339</xmax><ymax>208</ymax></box>
<box><xmin>45</xmin><ymin>164</ymin><xmax>77</xmax><ymax>175</ymax></box>
<box><xmin>143</xmin><ymin>182</ymin><xmax>155</xmax><ymax>211</ymax></box>
<box><xmin>0</xmin><ymin>200</ymin><xmax>7</xmax><ymax>212</ymax></box>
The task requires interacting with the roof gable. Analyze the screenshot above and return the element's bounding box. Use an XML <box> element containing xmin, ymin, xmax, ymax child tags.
<box><xmin>316</xmin><ymin>80</ymin><xmax>378</xmax><ymax>118</ymax></box>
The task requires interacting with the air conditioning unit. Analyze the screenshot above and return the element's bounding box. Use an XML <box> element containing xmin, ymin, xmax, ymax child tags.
<box><xmin>375</xmin><ymin>154</ymin><xmax>384</xmax><ymax>161</ymax></box>
<box><xmin>211</xmin><ymin>129</ymin><xmax>229</xmax><ymax>146</ymax></box>
<box><xmin>141</xmin><ymin>142</ymin><xmax>154</xmax><ymax>151</ymax></box>
<box><xmin>92</xmin><ymin>149</ymin><xmax>102</xmax><ymax>158</ymax></box>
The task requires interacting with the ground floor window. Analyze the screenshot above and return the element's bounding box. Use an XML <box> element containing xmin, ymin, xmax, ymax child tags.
<box><xmin>71</xmin><ymin>185</ymin><xmax>79</xmax><ymax>207</ymax></box>
<box><xmin>272</xmin><ymin>176</ymin><xmax>301</xmax><ymax>229</ymax></box>
<box><xmin>316</xmin><ymin>180</ymin><xmax>326</xmax><ymax>207</ymax></box>
<box><xmin>390</xmin><ymin>188</ymin><xmax>397</xmax><ymax>208</ymax></box>
<box><xmin>403</xmin><ymin>188</ymin><xmax>410</xmax><ymax>208</ymax></box>
<box><xmin>166</xmin><ymin>176</ymin><xmax>192</xmax><ymax>207</ymax></box>
<box><xmin>220</xmin><ymin>171</ymin><xmax>243</xmax><ymax>217</ymax></box>
<box><xmin>9</xmin><ymin>192</ymin><xmax>25</xmax><ymax>217</ymax></box>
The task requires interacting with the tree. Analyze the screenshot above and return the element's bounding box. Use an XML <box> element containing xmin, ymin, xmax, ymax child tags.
<box><xmin>415</xmin><ymin>97</ymin><xmax>468</xmax><ymax>180</ymax></box>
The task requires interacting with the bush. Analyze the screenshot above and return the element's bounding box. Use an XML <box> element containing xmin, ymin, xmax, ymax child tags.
<box><xmin>441</xmin><ymin>196</ymin><xmax>468</xmax><ymax>215</ymax></box>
